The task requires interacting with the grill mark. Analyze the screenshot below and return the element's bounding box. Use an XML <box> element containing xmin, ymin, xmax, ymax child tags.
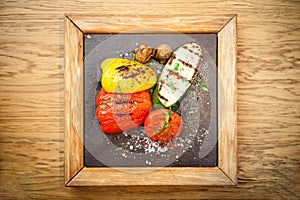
<box><xmin>191</xmin><ymin>68</ymin><xmax>198</xmax><ymax>82</ymax></box>
<box><xmin>167</xmin><ymin>54</ymin><xmax>176</xmax><ymax>65</ymax></box>
<box><xmin>116</xmin><ymin>113</ymin><xmax>133</xmax><ymax>117</ymax></box>
<box><xmin>178</xmin><ymin>58</ymin><xmax>194</xmax><ymax>69</ymax></box>
<box><xmin>167</xmin><ymin>69</ymin><xmax>184</xmax><ymax>79</ymax></box>
<box><xmin>134</xmin><ymin>67</ymin><xmax>146</xmax><ymax>74</ymax></box>
<box><xmin>183</xmin><ymin>43</ymin><xmax>202</xmax><ymax>57</ymax></box>
<box><xmin>158</xmin><ymin>85</ymin><xmax>169</xmax><ymax>102</ymax></box>
<box><xmin>123</xmin><ymin>73</ymin><xmax>138</xmax><ymax>79</ymax></box>
<box><xmin>116</xmin><ymin>65</ymin><xmax>130</xmax><ymax>72</ymax></box>
<box><xmin>158</xmin><ymin>84</ymin><xmax>162</xmax><ymax>92</ymax></box>
<box><xmin>158</xmin><ymin>93</ymin><xmax>168</xmax><ymax>102</ymax></box>
<box><xmin>115</xmin><ymin>100</ymin><xmax>135</xmax><ymax>104</ymax></box>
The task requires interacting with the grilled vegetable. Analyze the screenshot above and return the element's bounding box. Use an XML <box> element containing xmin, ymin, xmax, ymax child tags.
<box><xmin>152</xmin><ymin>85</ymin><xmax>180</xmax><ymax>111</ymax></box>
<box><xmin>96</xmin><ymin>89</ymin><xmax>152</xmax><ymax>134</ymax></box>
<box><xmin>157</xmin><ymin>42</ymin><xmax>203</xmax><ymax>107</ymax></box>
<box><xmin>101</xmin><ymin>58</ymin><xmax>157</xmax><ymax>93</ymax></box>
<box><xmin>144</xmin><ymin>109</ymin><xmax>183</xmax><ymax>143</ymax></box>
<box><xmin>134</xmin><ymin>44</ymin><xmax>153</xmax><ymax>63</ymax></box>
<box><xmin>153</xmin><ymin>44</ymin><xmax>173</xmax><ymax>64</ymax></box>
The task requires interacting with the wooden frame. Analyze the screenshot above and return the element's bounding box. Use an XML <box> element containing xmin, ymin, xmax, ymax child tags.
<box><xmin>64</xmin><ymin>14</ymin><xmax>237</xmax><ymax>186</ymax></box>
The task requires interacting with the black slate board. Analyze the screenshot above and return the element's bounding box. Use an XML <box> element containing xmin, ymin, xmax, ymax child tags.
<box><xmin>83</xmin><ymin>33</ymin><xmax>218</xmax><ymax>167</ymax></box>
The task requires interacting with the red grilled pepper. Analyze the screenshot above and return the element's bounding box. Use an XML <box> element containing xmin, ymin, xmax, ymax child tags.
<box><xmin>96</xmin><ymin>89</ymin><xmax>152</xmax><ymax>134</ymax></box>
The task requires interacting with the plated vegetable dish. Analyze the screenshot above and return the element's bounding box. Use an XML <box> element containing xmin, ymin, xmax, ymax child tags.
<box><xmin>96</xmin><ymin>42</ymin><xmax>203</xmax><ymax>143</ymax></box>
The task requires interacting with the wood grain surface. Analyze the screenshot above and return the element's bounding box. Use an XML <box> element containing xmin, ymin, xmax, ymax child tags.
<box><xmin>64</xmin><ymin>17</ymin><xmax>84</xmax><ymax>185</ymax></box>
<box><xmin>217</xmin><ymin>15</ymin><xmax>237</xmax><ymax>184</ymax></box>
<box><xmin>0</xmin><ymin>0</ymin><xmax>299</xmax><ymax>199</ymax></box>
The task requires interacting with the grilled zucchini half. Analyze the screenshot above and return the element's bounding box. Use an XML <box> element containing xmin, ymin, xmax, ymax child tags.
<box><xmin>157</xmin><ymin>42</ymin><xmax>203</xmax><ymax>107</ymax></box>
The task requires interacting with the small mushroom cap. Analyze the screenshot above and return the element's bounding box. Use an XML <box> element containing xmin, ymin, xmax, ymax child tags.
<box><xmin>134</xmin><ymin>44</ymin><xmax>153</xmax><ymax>64</ymax></box>
<box><xmin>153</xmin><ymin>44</ymin><xmax>173</xmax><ymax>64</ymax></box>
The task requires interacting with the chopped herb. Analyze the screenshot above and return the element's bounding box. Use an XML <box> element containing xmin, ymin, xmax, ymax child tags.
<box><xmin>163</xmin><ymin>122</ymin><xmax>171</xmax><ymax>129</ymax></box>
<box><xmin>116</xmin><ymin>85</ymin><xmax>122</xmax><ymax>93</ymax></box>
<box><xmin>163</xmin><ymin>109</ymin><xmax>172</xmax><ymax>117</ymax></box>
<box><xmin>161</xmin><ymin>122</ymin><xmax>171</xmax><ymax>136</ymax></box>
<box><xmin>174</xmin><ymin>62</ymin><xmax>180</xmax><ymax>71</ymax></box>
<box><xmin>121</xmin><ymin>95</ymin><xmax>125</xmax><ymax>99</ymax></box>
<box><xmin>182</xmin><ymin>77</ymin><xmax>188</xmax><ymax>82</ymax></box>
<box><xmin>166</xmin><ymin>82</ymin><xmax>175</xmax><ymax>90</ymax></box>
<box><xmin>161</xmin><ymin>109</ymin><xmax>172</xmax><ymax>135</ymax></box>
<box><xmin>190</xmin><ymin>108</ymin><xmax>199</xmax><ymax>112</ymax></box>
<box><xmin>100</xmin><ymin>103</ymin><xmax>107</xmax><ymax>108</ymax></box>
<box><xmin>199</xmin><ymin>81</ymin><xmax>209</xmax><ymax>92</ymax></box>
<box><xmin>110</xmin><ymin>97</ymin><xmax>115</xmax><ymax>101</ymax></box>
<box><xmin>148</xmin><ymin>60</ymin><xmax>155</xmax><ymax>66</ymax></box>
<box><xmin>154</xmin><ymin>127</ymin><xmax>161</xmax><ymax>135</ymax></box>
<box><xmin>132</xmin><ymin>53</ymin><xmax>136</xmax><ymax>60</ymax></box>
<box><xmin>115</xmin><ymin>146</ymin><xmax>124</xmax><ymax>151</ymax></box>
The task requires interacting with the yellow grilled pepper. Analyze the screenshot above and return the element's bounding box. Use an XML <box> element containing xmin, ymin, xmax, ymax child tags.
<box><xmin>101</xmin><ymin>58</ymin><xmax>157</xmax><ymax>93</ymax></box>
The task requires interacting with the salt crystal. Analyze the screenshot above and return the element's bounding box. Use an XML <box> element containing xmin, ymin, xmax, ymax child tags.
<box><xmin>149</xmin><ymin>147</ymin><xmax>155</xmax><ymax>153</ymax></box>
<box><xmin>129</xmin><ymin>145</ymin><xmax>133</xmax><ymax>150</ymax></box>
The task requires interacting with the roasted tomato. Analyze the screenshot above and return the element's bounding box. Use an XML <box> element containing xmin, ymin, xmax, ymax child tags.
<box><xmin>144</xmin><ymin>109</ymin><xmax>183</xmax><ymax>143</ymax></box>
<box><xmin>96</xmin><ymin>89</ymin><xmax>152</xmax><ymax>134</ymax></box>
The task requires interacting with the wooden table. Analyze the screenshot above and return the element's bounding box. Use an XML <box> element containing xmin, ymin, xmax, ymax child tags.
<box><xmin>1</xmin><ymin>0</ymin><xmax>299</xmax><ymax>199</ymax></box>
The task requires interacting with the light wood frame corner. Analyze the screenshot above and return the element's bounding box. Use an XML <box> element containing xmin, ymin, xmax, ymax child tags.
<box><xmin>64</xmin><ymin>14</ymin><xmax>237</xmax><ymax>186</ymax></box>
